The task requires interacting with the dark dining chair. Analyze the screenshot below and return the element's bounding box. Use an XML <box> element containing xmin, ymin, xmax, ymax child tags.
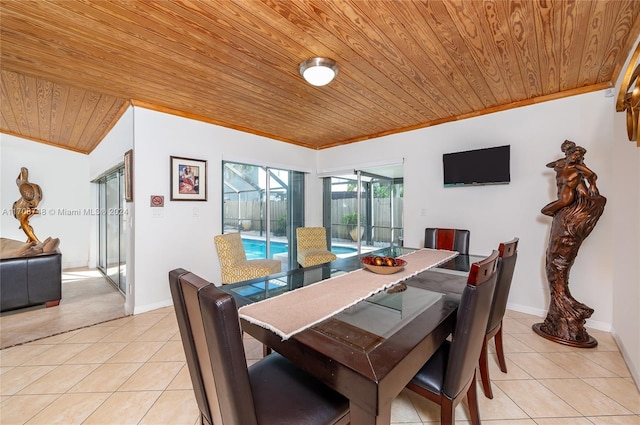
<box><xmin>479</xmin><ymin>237</ymin><xmax>519</xmax><ymax>399</ymax></box>
<box><xmin>424</xmin><ymin>228</ymin><xmax>470</xmax><ymax>255</ymax></box>
<box><xmin>169</xmin><ymin>268</ymin><xmax>350</xmax><ymax>425</ymax></box>
<box><xmin>406</xmin><ymin>250</ymin><xmax>499</xmax><ymax>425</ymax></box>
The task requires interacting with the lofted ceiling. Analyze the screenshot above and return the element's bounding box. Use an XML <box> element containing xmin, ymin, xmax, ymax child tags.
<box><xmin>1</xmin><ymin>0</ymin><xmax>640</xmax><ymax>154</ymax></box>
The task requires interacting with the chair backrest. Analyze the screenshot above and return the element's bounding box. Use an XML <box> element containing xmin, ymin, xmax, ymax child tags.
<box><xmin>424</xmin><ymin>228</ymin><xmax>470</xmax><ymax>255</ymax></box>
<box><xmin>169</xmin><ymin>268</ymin><xmax>258</xmax><ymax>425</ymax></box>
<box><xmin>297</xmin><ymin>227</ymin><xmax>329</xmax><ymax>251</ymax></box>
<box><xmin>214</xmin><ymin>232</ymin><xmax>247</xmax><ymax>268</ymax></box>
<box><xmin>443</xmin><ymin>250</ymin><xmax>499</xmax><ymax>399</ymax></box>
<box><xmin>486</xmin><ymin>238</ymin><xmax>519</xmax><ymax>334</ymax></box>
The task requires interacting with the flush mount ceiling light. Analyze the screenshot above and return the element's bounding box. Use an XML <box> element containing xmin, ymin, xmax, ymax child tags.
<box><xmin>299</xmin><ymin>57</ymin><xmax>338</xmax><ymax>86</ymax></box>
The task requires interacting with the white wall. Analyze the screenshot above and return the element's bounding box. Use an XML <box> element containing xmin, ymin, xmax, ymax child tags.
<box><xmin>610</xmin><ymin>36</ymin><xmax>640</xmax><ymax>386</ymax></box>
<box><xmin>317</xmin><ymin>90</ymin><xmax>615</xmax><ymax>331</ymax></box>
<box><xmin>1</xmin><ymin>134</ymin><xmax>91</xmax><ymax>268</ymax></box>
<box><xmin>131</xmin><ymin>108</ymin><xmax>317</xmax><ymax>313</ymax></box>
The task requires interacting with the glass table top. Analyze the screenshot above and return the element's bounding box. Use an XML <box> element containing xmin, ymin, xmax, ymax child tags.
<box><xmin>223</xmin><ymin>247</ymin><xmax>486</xmax><ymax>352</ymax></box>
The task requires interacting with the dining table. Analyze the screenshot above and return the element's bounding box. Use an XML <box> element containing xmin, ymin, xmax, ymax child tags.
<box><xmin>221</xmin><ymin>246</ymin><xmax>485</xmax><ymax>425</ymax></box>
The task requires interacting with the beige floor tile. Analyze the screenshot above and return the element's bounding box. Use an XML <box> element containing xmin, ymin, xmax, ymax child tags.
<box><xmin>24</xmin><ymin>392</ymin><xmax>111</xmax><ymax>425</ymax></box>
<box><xmin>23</xmin><ymin>343</ymin><xmax>91</xmax><ymax>365</ymax></box>
<box><xmin>587</xmin><ymin>330</ymin><xmax>622</xmax><ymax>352</ymax></box>
<box><xmin>494</xmin><ymin>380</ymin><xmax>581</xmax><ymax>418</ymax></box>
<box><xmin>83</xmin><ymin>390</ymin><xmax>162</xmax><ymax>425</ymax></box>
<box><xmin>166</xmin><ymin>364</ymin><xmax>193</xmax><ymax>390</ymax></box>
<box><xmin>503</xmin><ymin>316</ymin><xmax>535</xmax><ymax>334</ymax></box>
<box><xmin>513</xmin><ymin>316</ymin><xmax>546</xmax><ymax>329</ymax></box>
<box><xmin>18</xmin><ymin>363</ymin><xmax>99</xmax><ymax>395</ymax></box>
<box><xmin>136</xmin><ymin>321</ymin><xmax>179</xmax><ymax>342</ymax></box>
<box><xmin>64</xmin><ymin>341</ymin><xmax>127</xmax><ymax>364</ymax></box>
<box><xmin>0</xmin><ymin>365</ymin><xmax>55</xmax><ymax>395</ymax></box>
<box><xmin>587</xmin><ymin>415</ymin><xmax>640</xmax><ymax>424</ymax></box>
<box><xmin>485</xmin><ymin>353</ymin><xmax>532</xmax><ymax>381</ymax></box>
<box><xmin>0</xmin><ymin>344</ymin><xmax>52</xmax><ymax>367</ymax></box>
<box><xmin>0</xmin><ymin>394</ymin><xmax>60</xmax><ymax>424</ymax></box>
<box><xmin>62</xmin><ymin>325</ymin><xmax>120</xmax><ymax>343</ymax></box>
<box><xmin>476</xmin><ymin>385</ymin><xmax>529</xmax><ymax>420</ymax></box>
<box><xmin>119</xmin><ymin>361</ymin><xmax>184</xmax><ymax>391</ymax></box>
<box><xmin>507</xmin><ymin>352</ymin><xmax>575</xmax><ymax>379</ymax></box>
<box><xmin>139</xmin><ymin>389</ymin><xmax>200</xmax><ymax>425</ymax></box>
<box><xmin>511</xmin><ymin>334</ymin><xmax>575</xmax><ymax>353</ymax></box>
<box><xmin>538</xmin><ymin>378</ymin><xmax>632</xmax><ymax>416</ymax></box>
<box><xmin>585</xmin><ymin>352</ymin><xmax>632</xmax><ymax>377</ymax></box>
<box><xmin>69</xmin><ymin>362</ymin><xmax>142</xmax><ymax>393</ymax></box>
<box><xmin>27</xmin><ymin>329</ymin><xmax>82</xmax><ymax>345</ymax></box>
<box><xmin>482</xmin><ymin>420</ymin><xmax>537</xmax><ymax>424</ymax></box>
<box><xmin>148</xmin><ymin>341</ymin><xmax>186</xmax><ymax>362</ymax></box>
<box><xmin>390</xmin><ymin>389</ymin><xmax>422</xmax><ymax>423</ymax></box>
<box><xmin>583</xmin><ymin>377</ymin><xmax>640</xmax><ymax>414</ymax></box>
<box><xmin>501</xmin><ymin>333</ymin><xmax>538</xmax><ymax>353</ymax></box>
<box><xmin>532</xmin><ymin>418</ymin><xmax>594</xmax><ymax>424</ymax></box>
<box><xmin>106</xmin><ymin>341</ymin><xmax>165</xmax><ymax>363</ymax></box>
<box><xmin>541</xmin><ymin>352</ymin><xmax>620</xmax><ymax>378</ymax></box>
<box><xmin>99</xmin><ymin>325</ymin><xmax>153</xmax><ymax>343</ymax></box>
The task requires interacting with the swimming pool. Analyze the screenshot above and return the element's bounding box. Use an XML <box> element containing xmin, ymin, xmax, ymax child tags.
<box><xmin>242</xmin><ymin>238</ymin><xmax>357</xmax><ymax>260</ymax></box>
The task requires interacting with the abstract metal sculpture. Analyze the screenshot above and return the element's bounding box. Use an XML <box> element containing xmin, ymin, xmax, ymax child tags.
<box><xmin>533</xmin><ymin>141</ymin><xmax>606</xmax><ymax>348</ymax></box>
<box><xmin>13</xmin><ymin>167</ymin><xmax>42</xmax><ymax>243</ymax></box>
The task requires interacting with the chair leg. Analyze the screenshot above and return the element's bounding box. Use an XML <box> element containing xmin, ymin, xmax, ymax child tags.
<box><xmin>440</xmin><ymin>397</ymin><xmax>455</xmax><ymax>425</ymax></box>
<box><xmin>495</xmin><ymin>322</ymin><xmax>508</xmax><ymax>373</ymax></box>
<box><xmin>479</xmin><ymin>336</ymin><xmax>493</xmax><ymax>399</ymax></box>
<box><xmin>466</xmin><ymin>371</ymin><xmax>481</xmax><ymax>425</ymax></box>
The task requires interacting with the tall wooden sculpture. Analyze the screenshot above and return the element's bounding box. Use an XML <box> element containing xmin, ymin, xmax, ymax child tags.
<box><xmin>533</xmin><ymin>141</ymin><xmax>606</xmax><ymax>347</ymax></box>
<box><xmin>13</xmin><ymin>167</ymin><xmax>42</xmax><ymax>243</ymax></box>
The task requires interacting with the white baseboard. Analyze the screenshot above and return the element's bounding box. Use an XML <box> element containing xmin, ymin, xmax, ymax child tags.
<box><xmin>133</xmin><ymin>299</ymin><xmax>173</xmax><ymax>315</ymax></box>
<box><xmin>506</xmin><ymin>302</ymin><xmax>611</xmax><ymax>332</ymax></box>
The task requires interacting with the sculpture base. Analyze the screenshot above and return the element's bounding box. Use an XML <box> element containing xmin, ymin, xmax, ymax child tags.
<box><xmin>532</xmin><ymin>323</ymin><xmax>597</xmax><ymax>348</ymax></box>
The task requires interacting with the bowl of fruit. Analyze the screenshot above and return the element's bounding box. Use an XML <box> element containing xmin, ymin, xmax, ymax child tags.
<box><xmin>360</xmin><ymin>255</ymin><xmax>407</xmax><ymax>274</ymax></box>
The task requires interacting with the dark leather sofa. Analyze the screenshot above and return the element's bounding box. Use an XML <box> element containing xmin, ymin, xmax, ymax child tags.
<box><xmin>1</xmin><ymin>250</ymin><xmax>62</xmax><ymax>312</ymax></box>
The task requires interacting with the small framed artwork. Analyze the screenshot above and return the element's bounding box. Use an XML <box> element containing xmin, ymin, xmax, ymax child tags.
<box><xmin>170</xmin><ymin>156</ymin><xmax>207</xmax><ymax>201</ymax></box>
<box><xmin>124</xmin><ymin>149</ymin><xmax>133</xmax><ymax>202</ymax></box>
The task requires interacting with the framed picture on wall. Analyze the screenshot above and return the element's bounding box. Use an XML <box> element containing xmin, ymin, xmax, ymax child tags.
<box><xmin>170</xmin><ymin>156</ymin><xmax>207</xmax><ymax>201</ymax></box>
<box><xmin>124</xmin><ymin>149</ymin><xmax>133</xmax><ymax>202</ymax></box>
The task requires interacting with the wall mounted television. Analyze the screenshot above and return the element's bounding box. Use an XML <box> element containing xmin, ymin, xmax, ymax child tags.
<box><xmin>443</xmin><ymin>145</ymin><xmax>510</xmax><ymax>187</ymax></box>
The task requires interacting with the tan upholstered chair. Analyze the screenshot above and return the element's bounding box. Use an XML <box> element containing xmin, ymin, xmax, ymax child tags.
<box><xmin>296</xmin><ymin>227</ymin><xmax>337</xmax><ymax>268</ymax></box>
<box><xmin>214</xmin><ymin>233</ymin><xmax>281</xmax><ymax>284</ymax></box>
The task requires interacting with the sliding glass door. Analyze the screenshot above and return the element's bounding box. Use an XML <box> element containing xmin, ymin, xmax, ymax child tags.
<box><xmin>96</xmin><ymin>167</ymin><xmax>127</xmax><ymax>294</ymax></box>
<box><xmin>324</xmin><ymin>166</ymin><xmax>403</xmax><ymax>254</ymax></box>
<box><xmin>222</xmin><ymin>161</ymin><xmax>304</xmax><ymax>270</ymax></box>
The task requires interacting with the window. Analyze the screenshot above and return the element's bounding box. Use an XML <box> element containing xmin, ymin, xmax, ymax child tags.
<box><xmin>222</xmin><ymin>161</ymin><xmax>304</xmax><ymax>270</ymax></box>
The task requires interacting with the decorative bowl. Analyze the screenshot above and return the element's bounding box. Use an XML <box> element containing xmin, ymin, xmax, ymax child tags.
<box><xmin>361</xmin><ymin>256</ymin><xmax>407</xmax><ymax>274</ymax></box>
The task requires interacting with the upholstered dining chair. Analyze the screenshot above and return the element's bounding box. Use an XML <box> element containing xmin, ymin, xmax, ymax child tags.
<box><xmin>424</xmin><ymin>228</ymin><xmax>470</xmax><ymax>255</ymax></box>
<box><xmin>406</xmin><ymin>250</ymin><xmax>499</xmax><ymax>425</ymax></box>
<box><xmin>214</xmin><ymin>233</ymin><xmax>281</xmax><ymax>284</ymax></box>
<box><xmin>296</xmin><ymin>227</ymin><xmax>337</xmax><ymax>268</ymax></box>
<box><xmin>169</xmin><ymin>268</ymin><xmax>350</xmax><ymax>425</ymax></box>
<box><xmin>479</xmin><ymin>237</ymin><xmax>519</xmax><ymax>399</ymax></box>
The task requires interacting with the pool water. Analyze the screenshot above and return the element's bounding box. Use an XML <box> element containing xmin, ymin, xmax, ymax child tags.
<box><xmin>242</xmin><ymin>238</ymin><xmax>356</xmax><ymax>260</ymax></box>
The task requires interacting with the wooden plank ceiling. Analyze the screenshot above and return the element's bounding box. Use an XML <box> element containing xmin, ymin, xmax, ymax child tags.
<box><xmin>2</xmin><ymin>0</ymin><xmax>640</xmax><ymax>154</ymax></box>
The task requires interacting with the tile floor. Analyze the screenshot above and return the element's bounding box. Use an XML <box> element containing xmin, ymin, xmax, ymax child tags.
<box><xmin>1</xmin><ymin>307</ymin><xmax>639</xmax><ymax>424</ymax></box>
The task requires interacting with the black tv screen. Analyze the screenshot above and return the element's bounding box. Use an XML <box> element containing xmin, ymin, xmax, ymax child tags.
<box><xmin>443</xmin><ymin>145</ymin><xmax>510</xmax><ymax>187</ymax></box>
